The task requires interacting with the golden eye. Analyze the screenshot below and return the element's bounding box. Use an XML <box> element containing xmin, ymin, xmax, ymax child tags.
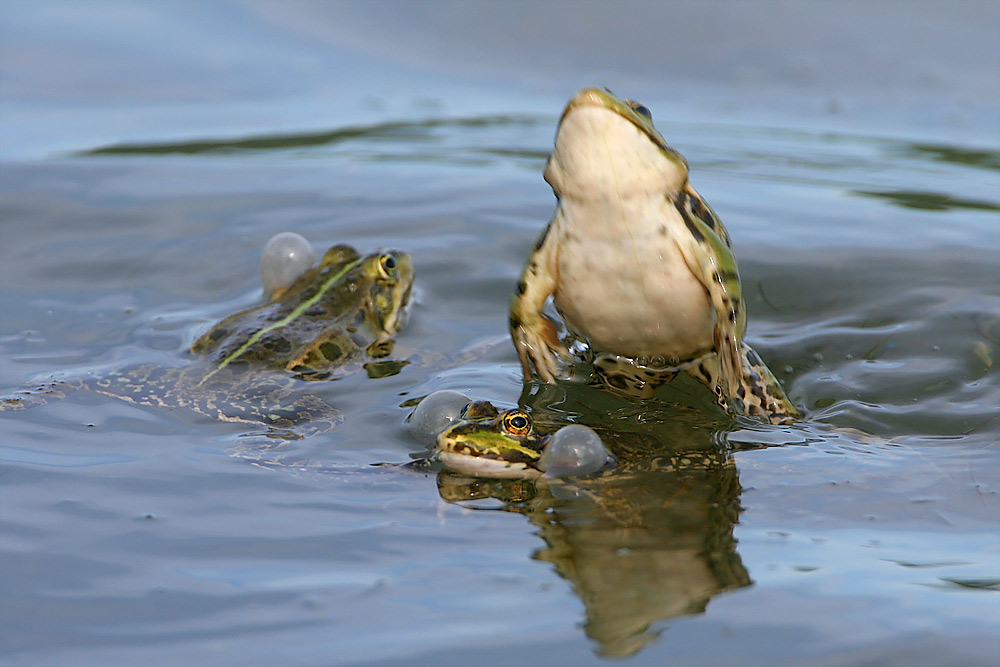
<box><xmin>502</xmin><ymin>410</ymin><xmax>531</xmax><ymax>436</ymax></box>
<box><xmin>378</xmin><ymin>253</ymin><xmax>397</xmax><ymax>278</ymax></box>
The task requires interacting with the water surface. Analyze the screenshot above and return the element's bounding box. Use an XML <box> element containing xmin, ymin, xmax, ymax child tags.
<box><xmin>1</xmin><ymin>2</ymin><xmax>998</xmax><ymax>665</ymax></box>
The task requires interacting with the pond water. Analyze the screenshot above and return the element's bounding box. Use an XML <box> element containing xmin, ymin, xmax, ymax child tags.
<box><xmin>1</xmin><ymin>2</ymin><xmax>998</xmax><ymax>665</ymax></box>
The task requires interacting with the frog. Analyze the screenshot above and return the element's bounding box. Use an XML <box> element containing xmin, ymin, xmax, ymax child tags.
<box><xmin>2</xmin><ymin>243</ymin><xmax>414</xmax><ymax>439</ymax></box>
<box><xmin>427</xmin><ymin>395</ymin><xmax>750</xmax><ymax>656</ymax></box>
<box><xmin>509</xmin><ymin>87</ymin><xmax>799</xmax><ymax>424</ymax></box>
<box><xmin>428</xmin><ymin>397</ymin><xmax>726</xmax><ymax>480</ymax></box>
<box><xmin>432</xmin><ymin>400</ymin><xmax>557</xmax><ymax>479</ymax></box>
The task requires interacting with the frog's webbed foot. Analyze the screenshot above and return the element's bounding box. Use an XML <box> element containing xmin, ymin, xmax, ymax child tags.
<box><xmin>510</xmin><ymin>313</ymin><xmax>568</xmax><ymax>383</ymax></box>
<box><xmin>713</xmin><ymin>326</ymin><xmax>745</xmax><ymax>404</ymax></box>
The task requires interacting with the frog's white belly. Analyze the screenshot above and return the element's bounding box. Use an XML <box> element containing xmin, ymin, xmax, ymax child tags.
<box><xmin>551</xmin><ymin>199</ymin><xmax>715</xmax><ymax>360</ymax></box>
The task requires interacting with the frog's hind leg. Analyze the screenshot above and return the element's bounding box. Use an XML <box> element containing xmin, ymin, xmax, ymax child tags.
<box><xmin>683</xmin><ymin>347</ymin><xmax>798</xmax><ymax>425</ymax></box>
<box><xmin>1</xmin><ymin>377</ymin><xmax>86</xmax><ymax>411</ymax></box>
<box><xmin>684</xmin><ymin>355</ymin><xmax>730</xmax><ymax>412</ymax></box>
<box><xmin>737</xmin><ymin>343</ymin><xmax>800</xmax><ymax>425</ymax></box>
<box><xmin>202</xmin><ymin>373</ymin><xmax>344</xmax><ymax>439</ymax></box>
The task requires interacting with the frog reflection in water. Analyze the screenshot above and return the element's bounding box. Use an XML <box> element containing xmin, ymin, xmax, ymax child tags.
<box><xmin>410</xmin><ymin>388</ymin><xmax>751</xmax><ymax>656</ymax></box>
<box><xmin>510</xmin><ymin>88</ymin><xmax>799</xmax><ymax>424</ymax></box>
<box><xmin>2</xmin><ymin>239</ymin><xmax>414</xmax><ymax>439</ymax></box>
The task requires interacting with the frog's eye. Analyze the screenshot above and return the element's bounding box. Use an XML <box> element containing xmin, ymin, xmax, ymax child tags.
<box><xmin>378</xmin><ymin>253</ymin><xmax>397</xmax><ymax>278</ymax></box>
<box><xmin>626</xmin><ymin>100</ymin><xmax>652</xmax><ymax>121</ymax></box>
<box><xmin>502</xmin><ymin>410</ymin><xmax>532</xmax><ymax>436</ymax></box>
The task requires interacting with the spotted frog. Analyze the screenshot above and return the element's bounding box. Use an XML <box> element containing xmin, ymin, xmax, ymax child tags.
<box><xmin>509</xmin><ymin>88</ymin><xmax>798</xmax><ymax>424</ymax></box>
<box><xmin>431</xmin><ymin>398</ymin><xmax>728</xmax><ymax>480</ymax></box>
<box><xmin>3</xmin><ymin>243</ymin><xmax>414</xmax><ymax>437</ymax></box>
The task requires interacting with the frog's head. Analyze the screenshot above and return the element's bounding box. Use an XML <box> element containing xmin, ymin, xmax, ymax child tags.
<box><xmin>316</xmin><ymin>245</ymin><xmax>413</xmax><ymax>341</ymax></box>
<box><xmin>544</xmin><ymin>88</ymin><xmax>688</xmax><ymax>200</ymax></box>
<box><xmin>432</xmin><ymin>398</ymin><xmax>613</xmax><ymax>479</ymax></box>
<box><xmin>359</xmin><ymin>249</ymin><xmax>414</xmax><ymax>339</ymax></box>
<box><xmin>435</xmin><ymin>401</ymin><xmax>549</xmax><ymax>479</ymax></box>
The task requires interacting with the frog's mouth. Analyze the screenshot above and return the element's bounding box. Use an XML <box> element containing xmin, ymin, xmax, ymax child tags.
<box><xmin>560</xmin><ymin>88</ymin><xmax>687</xmax><ymax>168</ymax></box>
<box><xmin>436</xmin><ymin>448</ymin><xmax>542</xmax><ymax>480</ymax></box>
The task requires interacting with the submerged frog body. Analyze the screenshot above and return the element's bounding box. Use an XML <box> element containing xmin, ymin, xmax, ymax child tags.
<box><xmin>509</xmin><ymin>88</ymin><xmax>798</xmax><ymax>424</ymax></box>
<box><xmin>3</xmin><ymin>243</ymin><xmax>414</xmax><ymax>438</ymax></box>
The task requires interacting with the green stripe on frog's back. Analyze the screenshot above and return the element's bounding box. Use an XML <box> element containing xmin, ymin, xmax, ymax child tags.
<box><xmin>197</xmin><ymin>256</ymin><xmax>365</xmax><ymax>387</ymax></box>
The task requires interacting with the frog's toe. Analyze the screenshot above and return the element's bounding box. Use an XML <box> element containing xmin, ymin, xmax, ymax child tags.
<box><xmin>531</xmin><ymin>344</ymin><xmax>560</xmax><ymax>384</ymax></box>
<box><xmin>513</xmin><ymin>326</ymin><xmax>560</xmax><ymax>383</ymax></box>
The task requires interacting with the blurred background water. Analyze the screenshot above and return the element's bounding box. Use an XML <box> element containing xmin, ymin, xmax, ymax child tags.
<box><xmin>1</xmin><ymin>1</ymin><xmax>998</xmax><ymax>665</ymax></box>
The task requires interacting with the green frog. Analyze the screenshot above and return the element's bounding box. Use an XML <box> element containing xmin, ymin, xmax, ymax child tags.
<box><xmin>2</xmin><ymin>243</ymin><xmax>414</xmax><ymax>438</ymax></box>
<box><xmin>429</xmin><ymin>395</ymin><xmax>749</xmax><ymax>656</ymax></box>
<box><xmin>509</xmin><ymin>88</ymin><xmax>799</xmax><ymax>424</ymax></box>
<box><xmin>430</xmin><ymin>397</ymin><xmax>725</xmax><ymax>480</ymax></box>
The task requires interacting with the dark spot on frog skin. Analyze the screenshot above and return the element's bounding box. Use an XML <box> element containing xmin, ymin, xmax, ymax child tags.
<box><xmin>684</xmin><ymin>217</ymin><xmax>705</xmax><ymax>243</ymax></box>
<box><xmin>690</xmin><ymin>195</ymin><xmax>718</xmax><ymax>231</ymax></box>
<box><xmin>533</xmin><ymin>223</ymin><xmax>552</xmax><ymax>251</ymax></box>
<box><xmin>263</xmin><ymin>337</ymin><xmax>292</xmax><ymax>354</ymax></box>
<box><xmin>697</xmin><ymin>362</ymin><xmax>712</xmax><ymax>383</ymax></box>
<box><xmin>320</xmin><ymin>341</ymin><xmax>343</xmax><ymax>360</ymax></box>
<box><xmin>675</xmin><ymin>197</ymin><xmax>705</xmax><ymax>243</ymax></box>
<box><xmin>606</xmin><ymin>374</ymin><xmax>631</xmax><ymax>390</ymax></box>
<box><xmin>713</xmin><ymin>271</ymin><xmax>740</xmax><ymax>291</ymax></box>
<box><xmin>516</xmin><ymin>279</ymin><xmax>527</xmax><ymax>296</ymax></box>
<box><xmin>749</xmin><ymin>372</ymin><xmax>769</xmax><ymax>404</ymax></box>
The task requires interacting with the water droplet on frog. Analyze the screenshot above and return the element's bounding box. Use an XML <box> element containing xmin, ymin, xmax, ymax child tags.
<box><xmin>261</xmin><ymin>232</ymin><xmax>315</xmax><ymax>298</ymax></box>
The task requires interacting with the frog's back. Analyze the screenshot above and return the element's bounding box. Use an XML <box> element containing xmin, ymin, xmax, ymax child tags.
<box><xmin>190</xmin><ymin>245</ymin><xmax>371</xmax><ymax>371</ymax></box>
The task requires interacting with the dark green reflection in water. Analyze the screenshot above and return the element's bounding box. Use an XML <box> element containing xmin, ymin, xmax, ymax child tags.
<box><xmin>78</xmin><ymin>115</ymin><xmax>548</xmax><ymax>158</ymax></box>
<box><xmin>901</xmin><ymin>142</ymin><xmax>1000</xmax><ymax>171</ymax></box>
<box><xmin>853</xmin><ymin>189</ymin><xmax>1000</xmax><ymax>212</ymax></box>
